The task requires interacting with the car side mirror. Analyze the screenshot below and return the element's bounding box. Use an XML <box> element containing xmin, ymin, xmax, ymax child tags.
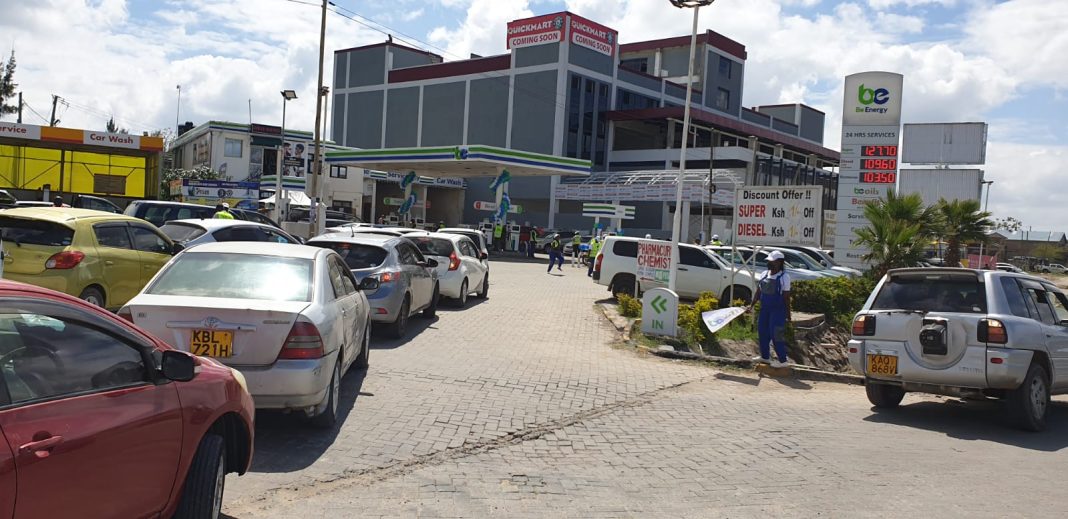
<box><xmin>170</xmin><ymin>242</ymin><xmax>185</xmax><ymax>255</ymax></box>
<box><xmin>425</xmin><ymin>258</ymin><xmax>439</xmax><ymax>268</ymax></box>
<box><xmin>480</xmin><ymin>252</ymin><xmax>488</xmax><ymax>260</ymax></box>
<box><xmin>161</xmin><ymin>350</ymin><xmax>196</xmax><ymax>382</ymax></box>
<box><xmin>358</xmin><ymin>277</ymin><xmax>380</xmax><ymax>291</ymax></box>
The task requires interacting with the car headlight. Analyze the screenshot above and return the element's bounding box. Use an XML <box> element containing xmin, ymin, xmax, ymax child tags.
<box><xmin>230</xmin><ymin>367</ymin><xmax>249</xmax><ymax>394</ymax></box>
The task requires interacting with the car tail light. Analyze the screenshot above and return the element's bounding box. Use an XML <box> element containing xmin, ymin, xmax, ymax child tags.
<box><xmin>852</xmin><ymin>314</ymin><xmax>876</xmax><ymax>336</ymax></box>
<box><xmin>45</xmin><ymin>251</ymin><xmax>85</xmax><ymax>269</ymax></box>
<box><xmin>978</xmin><ymin>318</ymin><xmax>1008</xmax><ymax>344</ymax></box>
<box><xmin>278</xmin><ymin>321</ymin><xmax>325</xmax><ymax>359</ymax></box>
<box><xmin>990</xmin><ymin>357</ymin><xmax>1004</xmax><ymax>364</ymax></box>
<box><xmin>448</xmin><ymin>252</ymin><xmax>460</xmax><ymax>271</ymax></box>
<box><xmin>117</xmin><ymin>307</ymin><xmax>134</xmax><ymax>323</ymax></box>
<box><xmin>377</xmin><ymin>272</ymin><xmax>397</xmax><ymax>283</ymax></box>
<box><xmin>594</xmin><ymin>253</ymin><xmax>604</xmax><ymax>273</ymax></box>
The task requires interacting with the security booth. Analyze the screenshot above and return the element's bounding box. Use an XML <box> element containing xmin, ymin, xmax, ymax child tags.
<box><xmin>325</xmin><ymin>145</ymin><xmax>591</xmax><ymax>243</ymax></box>
<box><xmin>0</xmin><ymin>122</ymin><xmax>164</xmax><ymax>205</ymax></box>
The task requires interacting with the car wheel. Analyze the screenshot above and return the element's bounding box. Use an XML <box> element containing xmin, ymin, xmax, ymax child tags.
<box><xmin>720</xmin><ymin>286</ymin><xmax>752</xmax><ymax>307</ymax></box>
<box><xmin>455</xmin><ymin>279</ymin><xmax>469</xmax><ymax>307</ymax></box>
<box><xmin>311</xmin><ymin>356</ymin><xmax>341</xmax><ymax>428</ymax></box>
<box><xmin>865</xmin><ymin>381</ymin><xmax>905</xmax><ymax>409</ymax></box>
<box><xmin>387</xmin><ymin>297</ymin><xmax>410</xmax><ymax>339</ymax></box>
<box><xmin>477</xmin><ymin>274</ymin><xmax>489</xmax><ymax>299</ymax></box>
<box><xmin>1008</xmin><ymin>362</ymin><xmax>1050</xmax><ymax>432</ymax></box>
<box><xmin>79</xmin><ymin>287</ymin><xmax>105</xmax><ymax>308</ymax></box>
<box><xmin>174</xmin><ymin>434</ymin><xmax>226</xmax><ymax>519</ymax></box>
<box><xmin>355</xmin><ymin>323</ymin><xmax>370</xmax><ymax>369</ymax></box>
<box><xmin>423</xmin><ymin>283</ymin><xmax>439</xmax><ymax>318</ymax></box>
<box><xmin>611</xmin><ymin>274</ymin><xmax>637</xmax><ymax>298</ymax></box>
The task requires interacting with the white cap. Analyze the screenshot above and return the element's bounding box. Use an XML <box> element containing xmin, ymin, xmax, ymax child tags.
<box><xmin>767</xmin><ymin>250</ymin><xmax>785</xmax><ymax>262</ymax></box>
<box><xmin>712</xmin><ymin>234</ymin><xmax>719</xmax><ymax>240</ymax></box>
<box><xmin>645</xmin><ymin>234</ymin><xmax>652</xmax><ymax>239</ymax></box>
<box><xmin>222</xmin><ymin>202</ymin><xmax>230</xmax><ymax>209</ymax></box>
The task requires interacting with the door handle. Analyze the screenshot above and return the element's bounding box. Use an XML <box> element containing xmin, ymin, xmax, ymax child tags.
<box><xmin>20</xmin><ymin>436</ymin><xmax>63</xmax><ymax>458</ymax></box>
<box><xmin>678</xmin><ymin>267</ymin><xmax>689</xmax><ymax>271</ymax></box>
<box><xmin>105</xmin><ymin>260</ymin><xmax>115</xmax><ymax>266</ymax></box>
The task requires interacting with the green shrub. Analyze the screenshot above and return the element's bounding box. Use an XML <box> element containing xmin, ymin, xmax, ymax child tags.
<box><xmin>677</xmin><ymin>304</ymin><xmax>705</xmax><ymax>347</ymax></box>
<box><xmin>693</xmin><ymin>292</ymin><xmax>719</xmax><ymax>314</ymax></box>
<box><xmin>790</xmin><ymin>276</ymin><xmax>877</xmax><ymax>327</ymax></box>
<box><xmin>616</xmin><ymin>293</ymin><xmax>642</xmax><ymax>318</ymax></box>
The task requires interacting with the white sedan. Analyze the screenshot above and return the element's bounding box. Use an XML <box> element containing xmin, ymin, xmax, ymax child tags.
<box><xmin>158</xmin><ymin>218</ymin><xmax>300</xmax><ymax>248</ymax></box>
<box><xmin>407</xmin><ymin>232</ymin><xmax>488</xmax><ymax>306</ymax></box>
<box><xmin>119</xmin><ymin>242</ymin><xmax>377</xmax><ymax>427</ymax></box>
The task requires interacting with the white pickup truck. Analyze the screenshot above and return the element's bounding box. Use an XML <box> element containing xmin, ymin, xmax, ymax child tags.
<box><xmin>591</xmin><ymin>236</ymin><xmax>757</xmax><ymax>303</ymax></box>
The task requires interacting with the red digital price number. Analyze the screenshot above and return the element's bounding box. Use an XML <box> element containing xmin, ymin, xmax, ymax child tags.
<box><xmin>862</xmin><ymin>145</ymin><xmax>898</xmax><ymax>157</ymax></box>
<box><xmin>861</xmin><ymin>172</ymin><xmax>897</xmax><ymax>184</ymax></box>
<box><xmin>862</xmin><ymin>158</ymin><xmax>897</xmax><ymax>170</ymax></box>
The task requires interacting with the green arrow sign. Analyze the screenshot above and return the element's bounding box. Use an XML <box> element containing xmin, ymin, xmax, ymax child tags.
<box><xmin>651</xmin><ymin>295</ymin><xmax>667</xmax><ymax>314</ymax></box>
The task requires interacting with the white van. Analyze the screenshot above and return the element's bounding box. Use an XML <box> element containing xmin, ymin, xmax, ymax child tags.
<box><xmin>592</xmin><ymin>236</ymin><xmax>757</xmax><ymax>302</ymax></box>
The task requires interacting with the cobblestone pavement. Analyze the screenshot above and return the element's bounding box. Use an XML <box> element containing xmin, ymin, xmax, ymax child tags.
<box><xmin>225</xmin><ymin>258</ymin><xmax>1068</xmax><ymax>518</ymax></box>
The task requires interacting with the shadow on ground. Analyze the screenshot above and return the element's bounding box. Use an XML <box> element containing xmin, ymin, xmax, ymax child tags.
<box><xmin>863</xmin><ymin>399</ymin><xmax>1068</xmax><ymax>451</ymax></box>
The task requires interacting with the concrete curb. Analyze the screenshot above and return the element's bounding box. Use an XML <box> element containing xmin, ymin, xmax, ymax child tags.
<box><xmin>597</xmin><ymin>303</ymin><xmax>634</xmax><ymax>341</ymax></box>
<box><xmin>648</xmin><ymin>348</ymin><xmax>864</xmax><ymax>385</ymax></box>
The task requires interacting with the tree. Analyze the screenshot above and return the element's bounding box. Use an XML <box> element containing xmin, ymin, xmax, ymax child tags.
<box><xmin>105</xmin><ymin>116</ymin><xmax>128</xmax><ymax>134</ymax></box>
<box><xmin>936</xmin><ymin>198</ymin><xmax>993</xmax><ymax>267</ymax></box>
<box><xmin>0</xmin><ymin>51</ymin><xmax>17</xmax><ymax>118</ymax></box>
<box><xmin>994</xmin><ymin>216</ymin><xmax>1024</xmax><ymax>233</ymax></box>
<box><xmin>853</xmin><ymin>191</ymin><xmax>932</xmax><ymax>277</ymax></box>
<box><xmin>1032</xmin><ymin>244</ymin><xmax>1064</xmax><ymax>262</ymax></box>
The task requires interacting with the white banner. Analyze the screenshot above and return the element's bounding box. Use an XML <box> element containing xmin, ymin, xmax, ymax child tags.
<box><xmin>734</xmin><ymin>186</ymin><xmax>823</xmax><ymax>247</ymax></box>
<box><xmin>701</xmin><ymin>307</ymin><xmax>747</xmax><ymax>335</ymax></box>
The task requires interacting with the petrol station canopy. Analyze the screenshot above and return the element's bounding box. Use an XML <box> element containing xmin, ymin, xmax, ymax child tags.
<box><xmin>324</xmin><ymin>145</ymin><xmax>591</xmax><ymax>178</ymax></box>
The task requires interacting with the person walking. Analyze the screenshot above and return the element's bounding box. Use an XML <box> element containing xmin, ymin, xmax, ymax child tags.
<box><xmin>571</xmin><ymin>233</ymin><xmax>582</xmax><ymax>267</ymax></box>
<box><xmin>547</xmin><ymin>234</ymin><xmax>564</xmax><ymax>273</ymax></box>
<box><xmin>587</xmin><ymin>236</ymin><xmax>601</xmax><ymax>277</ymax></box>
<box><xmin>213</xmin><ymin>202</ymin><xmax>235</xmax><ymax>219</ymax></box>
<box><xmin>748</xmin><ymin>250</ymin><xmax>791</xmax><ymax>368</ymax></box>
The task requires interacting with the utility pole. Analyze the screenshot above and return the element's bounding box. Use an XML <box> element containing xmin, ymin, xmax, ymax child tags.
<box><xmin>310</xmin><ymin>0</ymin><xmax>328</xmax><ymax>237</ymax></box>
<box><xmin>49</xmin><ymin>95</ymin><xmax>58</xmax><ymax>126</ymax></box>
<box><xmin>16</xmin><ymin>92</ymin><xmax>21</xmax><ymax>123</ymax></box>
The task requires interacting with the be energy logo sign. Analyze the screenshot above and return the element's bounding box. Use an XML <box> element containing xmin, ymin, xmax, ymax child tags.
<box><xmin>843</xmin><ymin>71</ymin><xmax>903</xmax><ymax>125</ymax></box>
<box><xmin>857</xmin><ymin>84</ymin><xmax>890</xmax><ymax>114</ymax></box>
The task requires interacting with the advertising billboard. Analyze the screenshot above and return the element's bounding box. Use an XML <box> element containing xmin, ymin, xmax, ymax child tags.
<box><xmin>506</xmin><ymin>13</ymin><xmax>565</xmax><ymax>50</ymax></box>
<box><xmin>735</xmin><ymin>187</ymin><xmax>824</xmax><ymax>247</ymax></box>
<box><xmin>902</xmin><ymin>122</ymin><xmax>988</xmax><ymax>165</ymax></box>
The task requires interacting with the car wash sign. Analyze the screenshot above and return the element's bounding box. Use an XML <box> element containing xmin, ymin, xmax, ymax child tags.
<box><xmin>507</xmin><ymin>14</ymin><xmax>565</xmax><ymax>50</ymax></box>
<box><xmin>735</xmin><ymin>186</ymin><xmax>823</xmax><ymax>247</ymax></box>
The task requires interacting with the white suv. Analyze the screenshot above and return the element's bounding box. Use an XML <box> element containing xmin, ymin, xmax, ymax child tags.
<box><xmin>592</xmin><ymin>236</ymin><xmax>757</xmax><ymax>302</ymax></box>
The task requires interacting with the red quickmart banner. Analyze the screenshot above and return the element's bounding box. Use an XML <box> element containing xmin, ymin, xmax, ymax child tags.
<box><xmin>507</xmin><ymin>13</ymin><xmax>565</xmax><ymax>50</ymax></box>
<box><xmin>567</xmin><ymin>13</ymin><xmax>617</xmax><ymax>57</ymax></box>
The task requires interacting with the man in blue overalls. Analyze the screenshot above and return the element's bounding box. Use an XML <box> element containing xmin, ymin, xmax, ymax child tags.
<box><xmin>749</xmin><ymin>250</ymin><xmax>792</xmax><ymax>368</ymax></box>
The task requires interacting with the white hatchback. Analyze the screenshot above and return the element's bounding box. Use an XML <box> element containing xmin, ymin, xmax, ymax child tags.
<box><xmin>407</xmin><ymin>232</ymin><xmax>489</xmax><ymax>306</ymax></box>
<box><xmin>120</xmin><ymin>241</ymin><xmax>378</xmax><ymax>427</ymax></box>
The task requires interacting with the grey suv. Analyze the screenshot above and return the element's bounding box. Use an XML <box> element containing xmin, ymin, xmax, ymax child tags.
<box><xmin>849</xmin><ymin>268</ymin><xmax>1068</xmax><ymax>431</ymax></box>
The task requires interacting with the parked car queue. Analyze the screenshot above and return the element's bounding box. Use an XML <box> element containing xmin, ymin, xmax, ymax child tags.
<box><xmin>0</xmin><ymin>206</ymin><xmax>492</xmax><ymax>518</ymax></box>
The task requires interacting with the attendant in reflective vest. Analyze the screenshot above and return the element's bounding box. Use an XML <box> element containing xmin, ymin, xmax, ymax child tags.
<box><xmin>213</xmin><ymin>202</ymin><xmax>235</xmax><ymax>220</ymax></box>
<box><xmin>748</xmin><ymin>250</ymin><xmax>792</xmax><ymax>368</ymax></box>
<box><xmin>587</xmin><ymin>237</ymin><xmax>601</xmax><ymax>277</ymax></box>
<box><xmin>571</xmin><ymin>233</ymin><xmax>582</xmax><ymax>266</ymax></box>
<box><xmin>493</xmin><ymin>223</ymin><xmax>505</xmax><ymax>251</ymax></box>
<box><xmin>547</xmin><ymin>234</ymin><xmax>564</xmax><ymax>273</ymax></box>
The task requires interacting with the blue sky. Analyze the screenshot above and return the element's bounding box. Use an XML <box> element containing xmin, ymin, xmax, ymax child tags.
<box><xmin>0</xmin><ymin>0</ymin><xmax>1065</xmax><ymax>224</ymax></box>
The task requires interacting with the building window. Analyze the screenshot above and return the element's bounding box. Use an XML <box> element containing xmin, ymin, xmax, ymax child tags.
<box><xmin>224</xmin><ymin>138</ymin><xmax>242</xmax><ymax>158</ymax></box>
<box><xmin>621</xmin><ymin>58</ymin><xmax>649</xmax><ymax>74</ymax></box>
<box><xmin>329</xmin><ymin>165</ymin><xmax>348</xmax><ymax>179</ymax></box>
<box><xmin>716</xmin><ymin>88</ymin><xmax>730</xmax><ymax>111</ymax></box>
<box><xmin>718</xmin><ymin>56</ymin><xmax>732</xmax><ymax>78</ymax></box>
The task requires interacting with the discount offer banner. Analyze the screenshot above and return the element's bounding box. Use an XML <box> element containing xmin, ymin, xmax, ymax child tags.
<box><xmin>735</xmin><ymin>186</ymin><xmax>824</xmax><ymax>247</ymax></box>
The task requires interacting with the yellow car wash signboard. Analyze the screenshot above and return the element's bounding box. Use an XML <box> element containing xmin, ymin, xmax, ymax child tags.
<box><xmin>0</xmin><ymin>122</ymin><xmax>164</xmax><ymax>198</ymax></box>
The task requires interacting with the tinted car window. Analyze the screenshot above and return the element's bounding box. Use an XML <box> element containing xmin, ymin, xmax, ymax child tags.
<box><xmin>1048</xmin><ymin>290</ymin><xmax>1068</xmax><ymax>324</ymax></box>
<box><xmin>871</xmin><ymin>273</ymin><xmax>986</xmax><ymax>313</ymax></box>
<box><xmin>680</xmin><ymin>246</ymin><xmax>718</xmax><ymax>269</ymax></box>
<box><xmin>0</xmin><ymin>311</ymin><xmax>146</xmax><ymax>404</ymax></box>
<box><xmin>94</xmin><ymin>224</ymin><xmax>133</xmax><ymax>249</ymax></box>
<box><xmin>335</xmin><ymin>258</ymin><xmax>357</xmax><ymax>293</ymax></box>
<box><xmin>612</xmin><ymin>240</ymin><xmax>638</xmax><ymax>258</ymax></box>
<box><xmin>1000</xmin><ymin>277</ymin><xmax>1031</xmax><ymax>318</ymax></box>
<box><xmin>212</xmin><ymin>225</ymin><xmax>270</xmax><ymax>243</ymax></box>
<box><xmin>148</xmin><ymin>253</ymin><xmax>313</xmax><ymax>302</ymax></box>
<box><xmin>263</xmin><ymin>229</ymin><xmax>296</xmax><ymax>244</ymax></box>
<box><xmin>159</xmin><ymin>222</ymin><xmax>207</xmax><ymax>243</ymax></box>
<box><xmin>409</xmin><ymin>236</ymin><xmax>454</xmax><ymax>257</ymax></box>
<box><xmin>311</xmin><ymin>242</ymin><xmax>388</xmax><ymax>269</ymax></box>
<box><xmin>327</xmin><ymin>261</ymin><xmax>349</xmax><ymax>299</ymax></box>
<box><xmin>0</xmin><ymin>217</ymin><xmax>74</xmax><ymax>247</ymax></box>
<box><xmin>1025</xmin><ymin>288</ymin><xmax>1057</xmax><ymax>325</ymax></box>
<box><xmin>130</xmin><ymin>226</ymin><xmax>171</xmax><ymax>254</ymax></box>
<box><xmin>140</xmin><ymin>205</ymin><xmax>214</xmax><ymax>227</ymax></box>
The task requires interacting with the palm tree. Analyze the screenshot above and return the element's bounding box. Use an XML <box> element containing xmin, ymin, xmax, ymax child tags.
<box><xmin>852</xmin><ymin>191</ymin><xmax>937</xmax><ymax>277</ymax></box>
<box><xmin>936</xmin><ymin>198</ymin><xmax>993</xmax><ymax>267</ymax></box>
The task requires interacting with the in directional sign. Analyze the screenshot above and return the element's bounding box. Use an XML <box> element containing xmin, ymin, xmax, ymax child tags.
<box><xmin>641</xmin><ymin>288</ymin><xmax>678</xmax><ymax>337</ymax></box>
<box><xmin>651</xmin><ymin>295</ymin><xmax>667</xmax><ymax>314</ymax></box>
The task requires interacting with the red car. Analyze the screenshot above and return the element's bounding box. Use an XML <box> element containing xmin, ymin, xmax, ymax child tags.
<box><xmin>0</xmin><ymin>280</ymin><xmax>254</xmax><ymax>519</ymax></box>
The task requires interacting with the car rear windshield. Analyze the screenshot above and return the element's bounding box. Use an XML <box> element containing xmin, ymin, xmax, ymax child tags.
<box><xmin>311</xmin><ymin>242</ymin><xmax>388</xmax><ymax>269</ymax></box>
<box><xmin>147</xmin><ymin>253</ymin><xmax>312</xmax><ymax>302</ymax></box>
<box><xmin>408</xmin><ymin>236</ymin><xmax>454</xmax><ymax>257</ymax></box>
<box><xmin>871</xmin><ymin>273</ymin><xmax>986</xmax><ymax>313</ymax></box>
<box><xmin>140</xmin><ymin>205</ymin><xmax>214</xmax><ymax>226</ymax></box>
<box><xmin>159</xmin><ymin>222</ymin><xmax>207</xmax><ymax>243</ymax></box>
<box><xmin>449</xmin><ymin>232</ymin><xmax>483</xmax><ymax>247</ymax></box>
<box><xmin>0</xmin><ymin>217</ymin><xmax>74</xmax><ymax>247</ymax></box>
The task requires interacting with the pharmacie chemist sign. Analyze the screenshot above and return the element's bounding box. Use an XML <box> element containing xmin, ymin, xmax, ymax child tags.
<box><xmin>735</xmin><ymin>186</ymin><xmax>823</xmax><ymax>247</ymax></box>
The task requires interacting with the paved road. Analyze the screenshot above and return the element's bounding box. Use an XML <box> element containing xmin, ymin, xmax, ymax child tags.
<box><xmin>225</xmin><ymin>258</ymin><xmax>1068</xmax><ymax>518</ymax></box>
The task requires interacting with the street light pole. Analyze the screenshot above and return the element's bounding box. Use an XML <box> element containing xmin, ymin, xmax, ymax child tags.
<box><xmin>175</xmin><ymin>85</ymin><xmax>181</xmax><ymax>135</ymax></box>
<box><xmin>310</xmin><ymin>0</ymin><xmax>329</xmax><ymax>238</ymax></box>
<box><xmin>977</xmin><ymin>180</ymin><xmax>994</xmax><ymax>268</ymax></box>
<box><xmin>667</xmin><ymin>0</ymin><xmax>715</xmax><ymax>294</ymax></box>
<box><xmin>275</xmin><ymin>90</ymin><xmax>298</xmax><ymax>223</ymax></box>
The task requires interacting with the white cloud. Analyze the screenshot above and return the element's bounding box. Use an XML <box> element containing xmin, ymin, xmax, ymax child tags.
<box><xmin>984</xmin><ymin>141</ymin><xmax>1068</xmax><ymax>227</ymax></box>
<box><xmin>964</xmin><ymin>0</ymin><xmax>1068</xmax><ymax>89</ymax></box>
<box><xmin>428</xmin><ymin>0</ymin><xmax>533</xmax><ymax>59</ymax></box>
<box><xmin>867</xmin><ymin>0</ymin><xmax>957</xmax><ymax>8</ymax></box>
<box><xmin>875</xmin><ymin>12</ymin><xmax>925</xmax><ymax>33</ymax></box>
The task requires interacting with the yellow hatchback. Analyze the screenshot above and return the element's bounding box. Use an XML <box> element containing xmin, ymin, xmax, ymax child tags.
<box><xmin>0</xmin><ymin>207</ymin><xmax>179</xmax><ymax>309</ymax></box>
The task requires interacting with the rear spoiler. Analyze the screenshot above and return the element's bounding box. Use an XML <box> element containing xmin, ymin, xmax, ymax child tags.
<box><xmin>885</xmin><ymin>267</ymin><xmax>982</xmax><ymax>281</ymax></box>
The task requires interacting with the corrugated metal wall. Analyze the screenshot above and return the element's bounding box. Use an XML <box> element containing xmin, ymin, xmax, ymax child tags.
<box><xmin>902</xmin><ymin>122</ymin><xmax>988</xmax><ymax>165</ymax></box>
<box><xmin>897</xmin><ymin>169</ymin><xmax>983</xmax><ymax>207</ymax></box>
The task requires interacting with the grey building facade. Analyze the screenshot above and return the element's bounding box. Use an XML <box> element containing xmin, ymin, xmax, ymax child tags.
<box><xmin>332</xmin><ymin>11</ymin><xmax>840</xmax><ymax>236</ymax></box>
